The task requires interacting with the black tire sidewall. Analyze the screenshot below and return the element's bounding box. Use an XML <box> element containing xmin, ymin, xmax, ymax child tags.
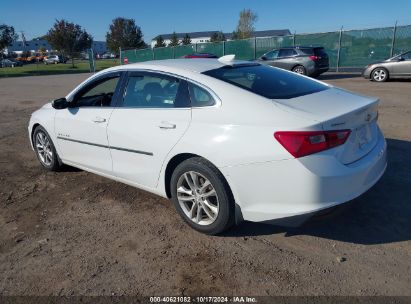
<box><xmin>33</xmin><ymin>126</ymin><xmax>60</xmax><ymax>171</ymax></box>
<box><xmin>170</xmin><ymin>158</ymin><xmax>233</xmax><ymax>235</ymax></box>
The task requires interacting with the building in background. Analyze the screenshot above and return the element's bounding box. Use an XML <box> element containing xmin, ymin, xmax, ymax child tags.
<box><xmin>151</xmin><ymin>29</ymin><xmax>291</xmax><ymax>48</ymax></box>
<box><xmin>4</xmin><ymin>39</ymin><xmax>107</xmax><ymax>56</ymax></box>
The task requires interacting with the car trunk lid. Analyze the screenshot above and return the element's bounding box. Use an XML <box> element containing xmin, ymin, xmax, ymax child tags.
<box><xmin>273</xmin><ymin>87</ymin><xmax>379</xmax><ymax>164</ymax></box>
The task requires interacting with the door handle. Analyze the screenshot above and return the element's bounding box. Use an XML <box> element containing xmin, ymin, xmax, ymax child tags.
<box><xmin>158</xmin><ymin>121</ymin><xmax>176</xmax><ymax>129</ymax></box>
<box><xmin>92</xmin><ymin>117</ymin><xmax>107</xmax><ymax>123</ymax></box>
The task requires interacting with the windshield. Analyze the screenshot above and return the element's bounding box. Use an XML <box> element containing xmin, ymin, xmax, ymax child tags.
<box><xmin>203</xmin><ymin>64</ymin><xmax>328</xmax><ymax>99</ymax></box>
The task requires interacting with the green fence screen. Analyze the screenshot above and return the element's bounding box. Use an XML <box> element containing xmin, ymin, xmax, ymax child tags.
<box><xmin>121</xmin><ymin>24</ymin><xmax>411</xmax><ymax>69</ymax></box>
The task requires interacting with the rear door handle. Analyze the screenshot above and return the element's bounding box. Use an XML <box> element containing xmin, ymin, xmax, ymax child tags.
<box><xmin>92</xmin><ymin>117</ymin><xmax>107</xmax><ymax>123</ymax></box>
<box><xmin>158</xmin><ymin>121</ymin><xmax>176</xmax><ymax>129</ymax></box>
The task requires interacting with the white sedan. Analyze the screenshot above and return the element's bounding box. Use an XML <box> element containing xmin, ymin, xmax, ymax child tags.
<box><xmin>28</xmin><ymin>56</ymin><xmax>387</xmax><ymax>234</ymax></box>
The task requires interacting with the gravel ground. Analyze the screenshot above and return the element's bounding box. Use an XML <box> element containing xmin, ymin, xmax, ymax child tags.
<box><xmin>0</xmin><ymin>72</ymin><xmax>410</xmax><ymax>296</ymax></box>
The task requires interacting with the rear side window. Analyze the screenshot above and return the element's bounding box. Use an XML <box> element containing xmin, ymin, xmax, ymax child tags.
<box><xmin>300</xmin><ymin>48</ymin><xmax>314</xmax><ymax>55</ymax></box>
<box><xmin>188</xmin><ymin>83</ymin><xmax>215</xmax><ymax>107</ymax></box>
<box><xmin>203</xmin><ymin>64</ymin><xmax>328</xmax><ymax>99</ymax></box>
<box><xmin>279</xmin><ymin>49</ymin><xmax>297</xmax><ymax>57</ymax></box>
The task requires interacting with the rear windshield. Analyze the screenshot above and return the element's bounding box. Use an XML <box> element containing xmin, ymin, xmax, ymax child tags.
<box><xmin>203</xmin><ymin>64</ymin><xmax>328</xmax><ymax>99</ymax></box>
<box><xmin>314</xmin><ymin>48</ymin><xmax>328</xmax><ymax>57</ymax></box>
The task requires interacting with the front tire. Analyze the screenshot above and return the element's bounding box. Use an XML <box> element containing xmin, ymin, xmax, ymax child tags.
<box><xmin>371</xmin><ymin>67</ymin><xmax>388</xmax><ymax>82</ymax></box>
<box><xmin>170</xmin><ymin>157</ymin><xmax>234</xmax><ymax>235</ymax></box>
<box><xmin>33</xmin><ymin>126</ymin><xmax>61</xmax><ymax>171</ymax></box>
<box><xmin>292</xmin><ymin>65</ymin><xmax>306</xmax><ymax>75</ymax></box>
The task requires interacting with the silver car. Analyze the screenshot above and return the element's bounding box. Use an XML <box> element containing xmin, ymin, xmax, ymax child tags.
<box><xmin>362</xmin><ymin>51</ymin><xmax>411</xmax><ymax>82</ymax></box>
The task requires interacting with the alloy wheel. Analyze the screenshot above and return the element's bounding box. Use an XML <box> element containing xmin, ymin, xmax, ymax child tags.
<box><xmin>176</xmin><ymin>171</ymin><xmax>219</xmax><ymax>226</ymax></box>
<box><xmin>293</xmin><ymin>66</ymin><xmax>305</xmax><ymax>75</ymax></box>
<box><xmin>35</xmin><ymin>131</ymin><xmax>53</xmax><ymax>166</ymax></box>
<box><xmin>373</xmin><ymin>69</ymin><xmax>387</xmax><ymax>81</ymax></box>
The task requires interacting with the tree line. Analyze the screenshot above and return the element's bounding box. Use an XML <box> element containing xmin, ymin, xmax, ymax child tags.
<box><xmin>0</xmin><ymin>8</ymin><xmax>258</xmax><ymax>61</ymax></box>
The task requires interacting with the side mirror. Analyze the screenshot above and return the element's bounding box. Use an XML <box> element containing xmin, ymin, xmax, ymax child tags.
<box><xmin>261</xmin><ymin>56</ymin><xmax>267</xmax><ymax>61</ymax></box>
<box><xmin>52</xmin><ymin>97</ymin><xmax>69</xmax><ymax>109</ymax></box>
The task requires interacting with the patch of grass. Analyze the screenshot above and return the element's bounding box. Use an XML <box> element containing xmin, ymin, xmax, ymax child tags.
<box><xmin>0</xmin><ymin>59</ymin><xmax>120</xmax><ymax>78</ymax></box>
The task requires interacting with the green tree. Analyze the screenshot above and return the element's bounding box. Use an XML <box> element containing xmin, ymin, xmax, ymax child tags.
<box><xmin>106</xmin><ymin>17</ymin><xmax>146</xmax><ymax>53</ymax></box>
<box><xmin>168</xmin><ymin>32</ymin><xmax>180</xmax><ymax>47</ymax></box>
<box><xmin>232</xmin><ymin>9</ymin><xmax>258</xmax><ymax>39</ymax></box>
<box><xmin>154</xmin><ymin>35</ymin><xmax>166</xmax><ymax>48</ymax></box>
<box><xmin>182</xmin><ymin>34</ymin><xmax>191</xmax><ymax>45</ymax></box>
<box><xmin>46</xmin><ymin>19</ymin><xmax>93</xmax><ymax>68</ymax></box>
<box><xmin>0</xmin><ymin>24</ymin><xmax>18</xmax><ymax>58</ymax></box>
<box><xmin>210</xmin><ymin>31</ymin><xmax>226</xmax><ymax>42</ymax></box>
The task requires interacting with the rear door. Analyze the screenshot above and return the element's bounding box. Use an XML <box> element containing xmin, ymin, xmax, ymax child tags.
<box><xmin>277</xmin><ymin>49</ymin><xmax>299</xmax><ymax>70</ymax></box>
<box><xmin>107</xmin><ymin>71</ymin><xmax>192</xmax><ymax>189</ymax></box>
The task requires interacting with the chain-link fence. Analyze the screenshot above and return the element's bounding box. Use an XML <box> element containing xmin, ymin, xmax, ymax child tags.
<box><xmin>121</xmin><ymin>24</ymin><xmax>411</xmax><ymax>70</ymax></box>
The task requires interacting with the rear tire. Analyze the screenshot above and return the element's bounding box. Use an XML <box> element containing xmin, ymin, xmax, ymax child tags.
<box><xmin>371</xmin><ymin>67</ymin><xmax>388</xmax><ymax>82</ymax></box>
<box><xmin>33</xmin><ymin>126</ymin><xmax>61</xmax><ymax>171</ymax></box>
<box><xmin>292</xmin><ymin>65</ymin><xmax>306</xmax><ymax>75</ymax></box>
<box><xmin>170</xmin><ymin>157</ymin><xmax>235</xmax><ymax>235</ymax></box>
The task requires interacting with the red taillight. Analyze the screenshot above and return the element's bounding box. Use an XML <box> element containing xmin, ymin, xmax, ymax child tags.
<box><xmin>274</xmin><ymin>130</ymin><xmax>351</xmax><ymax>158</ymax></box>
<box><xmin>309</xmin><ymin>55</ymin><xmax>319</xmax><ymax>61</ymax></box>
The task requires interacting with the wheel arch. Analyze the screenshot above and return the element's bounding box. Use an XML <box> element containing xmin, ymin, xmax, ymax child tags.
<box><xmin>30</xmin><ymin>123</ymin><xmax>41</xmax><ymax>145</ymax></box>
<box><xmin>371</xmin><ymin>66</ymin><xmax>389</xmax><ymax>80</ymax></box>
<box><xmin>163</xmin><ymin>152</ymin><xmax>243</xmax><ymax>224</ymax></box>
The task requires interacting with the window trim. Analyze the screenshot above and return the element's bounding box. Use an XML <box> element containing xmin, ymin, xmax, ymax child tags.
<box><xmin>67</xmin><ymin>71</ymin><xmax>125</xmax><ymax>108</ymax></box>
<box><xmin>116</xmin><ymin>69</ymin><xmax>221</xmax><ymax>109</ymax></box>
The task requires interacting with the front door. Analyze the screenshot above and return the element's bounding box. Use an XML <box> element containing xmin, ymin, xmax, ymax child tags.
<box><xmin>55</xmin><ymin>72</ymin><xmax>123</xmax><ymax>174</ymax></box>
<box><xmin>107</xmin><ymin>71</ymin><xmax>192</xmax><ymax>189</ymax></box>
<box><xmin>392</xmin><ymin>52</ymin><xmax>411</xmax><ymax>76</ymax></box>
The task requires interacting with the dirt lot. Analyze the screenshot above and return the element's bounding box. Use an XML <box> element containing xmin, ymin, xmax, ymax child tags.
<box><xmin>0</xmin><ymin>73</ymin><xmax>410</xmax><ymax>296</ymax></box>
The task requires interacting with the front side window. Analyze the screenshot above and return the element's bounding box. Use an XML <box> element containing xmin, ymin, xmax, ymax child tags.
<box><xmin>264</xmin><ymin>50</ymin><xmax>279</xmax><ymax>60</ymax></box>
<box><xmin>401</xmin><ymin>52</ymin><xmax>411</xmax><ymax>60</ymax></box>
<box><xmin>122</xmin><ymin>74</ymin><xmax>190</xmax><ymax>108</ymax></box>
<box><xmin>203</xmin><ymin>64</ymin><xmax>328</xmax><ymax>99</ymax></box>
<box><xmin>73</xmin><ymin>76</ymin><xmax>120</xmax><ymax>107</ymax></box>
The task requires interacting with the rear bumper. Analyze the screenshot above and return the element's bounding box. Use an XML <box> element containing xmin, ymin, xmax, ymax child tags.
<box><xmin>221</xmin><ymin>130</ymin><xmax>387</xmax><ymax>225</ymax></box>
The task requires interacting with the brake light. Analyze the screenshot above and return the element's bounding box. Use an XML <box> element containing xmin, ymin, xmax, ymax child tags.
<box><xmin>309</xmin><ymin>55</ymin><xmax>319</xmax><ymax>61</ymax></box>
<box><xmin>274</xmin><ymin>130</ymin><xmax>351</xmax><ymax>158</ymax></box>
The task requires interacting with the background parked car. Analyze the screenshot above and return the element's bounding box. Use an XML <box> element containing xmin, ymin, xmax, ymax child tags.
<box><xmin>183</xmin><ymin>53</ymin><xmax>218</xmax><ymax>59</ymax></box>
<box><xmin>257</xmin><ymin>46</ymin><xmax>329</xmax><ymax>77</ymax></box>
<box><xmin>362</xmin><ymin>50</ymin><xmax>411</xmax><ymax>82</ymax></box>
<box><xmin>0</xmin><ymin>59</ymin><xmax>23</xmax><ymax>68</ymax></box>
<box><xmin>101</xmin><ymin>53</ymin><xmax>116</xmax><ymax>59</ymax></box>
<box><xmin>44</xmin><ymin>55</ymin><xmax>68</xmax><ymax>64</ymax></box>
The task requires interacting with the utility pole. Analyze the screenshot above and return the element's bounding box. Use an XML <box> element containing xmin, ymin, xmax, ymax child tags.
<box><xmin>336</xmin><ymin>26</ymin><xmax>343</xmax><ymax>72</ymax></box>
<box><xmin>390</xmin><ymin>20</ymin><xmax>398</xmax><ymax>57</ymax></box>
<box><xmin>20</xmin><ymin>31</ymin><xmax>27</xmax><ymax>54</ymax></box>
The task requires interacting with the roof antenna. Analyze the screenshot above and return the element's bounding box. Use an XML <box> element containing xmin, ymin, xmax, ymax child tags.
<box><xmin>218</xmin><ymin>54</ymin><xmax>235</xmax><ymax>63</ymax></box>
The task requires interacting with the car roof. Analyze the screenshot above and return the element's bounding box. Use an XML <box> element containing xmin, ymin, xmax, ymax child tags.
<box><xmin>107</xmin><ymin>58</ymin><xmax>256</xmax><ymax>74</ymax></box>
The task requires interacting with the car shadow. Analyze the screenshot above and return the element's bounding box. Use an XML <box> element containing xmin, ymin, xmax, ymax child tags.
<box><xmin>222</xmin><ymin>138</ymin><xmax>411</xmax><ymax>245</ymax></box>
<box><xmin>317</xmin><ymin>73</ymin><xmax>361</xmax><ymax>80</ymax></box>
